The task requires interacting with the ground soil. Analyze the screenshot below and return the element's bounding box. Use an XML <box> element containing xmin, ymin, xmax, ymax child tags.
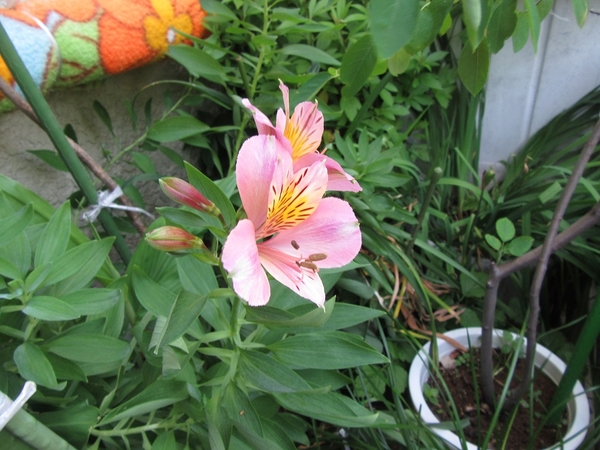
<box><xmin>427</xmin><ymin>348</ymin><xmax>567</xmax><ymax>449</ymax></box>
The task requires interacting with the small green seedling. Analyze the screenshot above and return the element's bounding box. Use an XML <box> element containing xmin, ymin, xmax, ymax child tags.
<box><xmin>423</xmin><ymin>383</ymin><xmax>440</xmax><ymax>406</ymax></box>
<box><xmin>485</xmin><ymin>217</ymin><xmax>534</xmax><ymax>262</ymax></box>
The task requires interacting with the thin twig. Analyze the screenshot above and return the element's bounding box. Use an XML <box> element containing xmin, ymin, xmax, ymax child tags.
<box><xmin>0</xmin><ymin>76</ymin><xmax>147</xmax><ymax>235</ymax></box>
<box><xmin>480</xmin><ymin>117</ymin><xmax>600</xmax><ymax>408</ymax></box>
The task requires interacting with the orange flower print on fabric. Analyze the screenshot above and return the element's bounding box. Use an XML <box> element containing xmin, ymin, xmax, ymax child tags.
<box><xmin>97</xmin><ymin>0</ymin><xmax>206</xmax><ymax>75</ymax></box>
<box><xmin>16</xmin><ymin>0</ymin><xmax>98</xmax><ymax>23</ymax></box>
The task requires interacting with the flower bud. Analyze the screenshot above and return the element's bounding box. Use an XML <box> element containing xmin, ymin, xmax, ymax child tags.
<box><xmin>145</xmin><ymin>226</ymin><xmax>204</xmax><ymax>252</ymax></box>
<box><xmin>159</xmin><ymin>177</ymin><xmax>216</xmax><ymax>213</ymax></box>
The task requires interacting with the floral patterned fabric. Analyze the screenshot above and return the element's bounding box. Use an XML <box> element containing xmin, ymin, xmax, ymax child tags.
<box><xmin>0</xmin><ymin>0</ymin><xmax>207</xmax><ymax>112</ymax></box>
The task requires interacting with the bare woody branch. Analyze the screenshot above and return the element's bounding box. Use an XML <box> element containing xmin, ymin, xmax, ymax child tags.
<box><xmin>480</xmin><ymin>117</ymin><xmax>600</xmax><ymax>408</ymax></box>
<box><xmin>0</xmin><ymin>76</ymin><xmax>147</xmax><ymax>235</ymax></box>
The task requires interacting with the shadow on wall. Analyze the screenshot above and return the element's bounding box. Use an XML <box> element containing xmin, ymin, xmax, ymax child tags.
<box><xmin>480</xmin><ymin>0</ymin><xmax>600</xmax><ymax>174</ymax></box>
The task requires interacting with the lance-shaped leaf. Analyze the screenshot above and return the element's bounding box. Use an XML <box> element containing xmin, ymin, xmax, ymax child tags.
<box><xmin>268</xmin><ymin>331</ymin><xmax>389</xmax><ymax>369</ymax></box>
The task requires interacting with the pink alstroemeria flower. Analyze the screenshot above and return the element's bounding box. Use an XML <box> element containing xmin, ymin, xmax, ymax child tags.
<box><xmin>242</xmin><ymin>81</ymin><xmax>361</xmax><ymax>193</ymax></box>
<box><xmin>222</xmin><ymin>135</ymin><xmax>361</xmax><ymax>308</ymax></box>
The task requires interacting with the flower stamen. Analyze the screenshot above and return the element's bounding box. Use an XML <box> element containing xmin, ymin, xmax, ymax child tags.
<box><xmin>308</xmin><ymin>253</ymin><xmax>327</xmax><ymax>262</ymax></box>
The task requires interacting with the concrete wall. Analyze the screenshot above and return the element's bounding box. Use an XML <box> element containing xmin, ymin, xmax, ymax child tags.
<box><xmin>480</xmin><ymin>0</ymin><xmax>600</xmax><ymax>174</ymax></box>
<box><xmin>0</xmin><ymin>59</ymin><xmax>190</xmax><ymax>217</ymax></box>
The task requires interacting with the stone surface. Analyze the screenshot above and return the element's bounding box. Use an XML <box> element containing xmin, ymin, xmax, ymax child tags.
<box><xmin>0</xmin><ymin>59</ymin><xmax>190</xmax><ymax>218</ymax></box>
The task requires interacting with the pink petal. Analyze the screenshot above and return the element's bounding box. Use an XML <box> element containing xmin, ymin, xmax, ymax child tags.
<box><xmin>222</xmin><ymin>220</ymin><xmax>271</xmax><ymax>306</ymax></box>
<box><xmin>277</xmin><ymin>81</ymin><xmax>291</xmax><ymax>129</ymax></box>
<box><xmin>258</xmin><ymin>245</ymin><xmax>326</xmax><ymax>308</ymax></box>
<box><xmin>236</xmin><ymin>135</ymin><xmax>278</xmax><ymax>228</ymax></box>
<box><xmin>264</xmin><ymin>197</ymin><xmax>361</xmax><ymax>269</ymax></box>
<box><xmin>258</xmin><ymin>159</ymin><xmax>328</xmax><ymax>238</ymax></box>
<box><xmin>242</xmin><ymin>98</ymin><xmax>276</xmax><ymax>135</ymax></box>
<box><xmin>285</xmin><ymin>101</ymin><xmax>324</xmax><ymax>159</ymax></box>
<box><xmin>275</xmin><ymin>81</ymin><xmax>324</xmax><ymax>160</ymax></box>
<box><xmin>295</xmin><ymin>153</ymin><xmax>362</xmax><ymax>192</ymax></box>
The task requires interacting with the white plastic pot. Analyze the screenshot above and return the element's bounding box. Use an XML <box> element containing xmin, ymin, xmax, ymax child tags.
<box><xmin>408</xmin><ymin>328</ymin><xmax>590</xmax><ymax>450</ymax></box>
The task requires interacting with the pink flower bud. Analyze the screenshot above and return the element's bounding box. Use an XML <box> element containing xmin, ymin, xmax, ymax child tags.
<box><xmin>159</xmin><ymin>177</ymin><xmax>216</xmax><ymax>213</ymax></box>
<box><xmin>145</xmin><ymin>226</ymin><xmax>203</xmax><ymax>252</ymax></box>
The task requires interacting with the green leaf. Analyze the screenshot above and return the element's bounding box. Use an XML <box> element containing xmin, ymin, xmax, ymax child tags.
<box><xmin>45</xmin><ymin>333</ymin><xmax>130</xmax><ymax>363</ymax></box>
<box><xmin>14</xmin><ymin>343</ymin><xmax>60</xmax><ymax>389</ymax></box>
<box><xmin>132</xmin><ymin>266</ymin><xmax>177</xmax><ymax>317</ymax></box>
<box><xmin>405</xmin><ymin>0</ymin><xmax>453</xmax><ymax>53</ymax></box>
<box><xmin>354</xmin><ymin>365</ymin><xmax>387</xmax><ymax>399</ymax></box>
<box><xmin>38</xmin><ymin>403</ymin><xmax>98</xmax><ymax>448</ymax></box>
<box><xmin>27</xmin><ymin>150</ymin><xmax>69</xmax><ymax>172</ymax></box>
<box><xmin>43</xmin><ymin>238</ymin><xmax>114</xmax><ymax>294</ymax></box>
<box><xmin>274</xmin><ymin>390</ymin><xmax>378</xmax><ymax>427</ymax></box>
<box><xmin>153</xmin><ymin>290</ymin><xmax>208</xmax><ymax>349</ymax></box>
<box><xmin>61</xmin><ymin>288</ymin><xmax>120</xmax><ymax>315</ymax></box>
<box><xmin>147</xmin><ymin>116</ymin><xmax>209</xmax><ymax>142</ymax></box>
<box><xmin>496</xmin><ymin>217</ymin><xmax>516</xmax><ymax>242</ymax></box>
<box><xmin>487</xmin><ymin>0</ymin><xmax>518</xmax><ymax>53</ymax></box>
<box><xmin>507</xmin><ymin>236</ymin><xmax>534</xmax><ymax>257</ymax></box>
<box><xmin>268</xmin><ymin>331</ymin><xmax>389</xmax><ymax>369</ymax></box>
<box><xmin>310</xmin><ymin>303</ymin><xmax>385</xmax><ymax>331</ymax></box>
<box><xmin>280</xmin><ymin>44</ymin><xmax>340</xmax><ymax>66</ymax></box>
<box><xmin>0</xmin><ymin>257</ymin><xmax>22</xmax><ymax>280</ymax></box>
<box><xmin>176</xmin><ymin>255</ymin><xmax>218</xmax><ymax>295</ymax></box>
<box><xmin>185</xmin><ymin>162</ymin><xmax>236</xmax><ymax>228</ymax></box>
<box><xmin>168</xmin><ymin>45</ymin><xmax>226</xmax><ymax>81</ymax></box>
<box><xmin>288</xmin><ymin>72</ymin><xmax>333</xmax><ymax>105</ymax></box>
<box><xmin>457</xmin><ymin>40</ymin><xmax>490</xmax><ymax>96</ymax></box>
<box><xmin>99</xmin><ymin>380</ymin><xmax>188</xmax><ymax>425</ymax></box>
<box><xmin>485</xmin><ymin>234</ymin><xmax>502</xmax><ymax>250</ymax></box>
<box><xmin>35</xmin><ymin>202</ymin><xmax>71</xmax><ymax>268</ymax></box>
<box><xmin>460</xmin><ymin>271</ymin><xmax>487</xmax><ymax>298</ymax></box>
<box><xmin>340</xmin><ymin>34</ymin><xmax>377</xmax><ymax>98</ymax></box>
<box><xmin>0</xmin><ymin>204</ymin><xmax>33</xmax><ymax>248</ymax></box>
<box><xmin>462</xmin><ymin>0</ymin><xmax>482</xmax><ymax>50</ymax></box>
<box><xmin>368</xmin><ymin>0</ymin><xmax>419</xmax><ymax>59</ymax></box>
<box><xmin>539</xmin><ymin>181</ymin><xmax>562</xmax><ymax>204</ymax></box>
<box><xmin>45</xmin><ymin>352</ymin><xmax>87</xmax><ymax>382</ymax></box>
<box><xmin>572</xmin><ymin>0</ymin><xmax>588</xmax><ymax>27</ymax></box>
<box><xmin>150</xmin><ymin>431</ymin><xmax>177</xmax><ymax>450</ymax></box>
<box><xmin>222</xmin><ymin>382</ymin><xmax>263</xmax><ymax>438</ymax></box>
<box><xmin>1</xmin><ymin>231</ymin><xmax>31</xmax><ymax>280</ymax></box>
<box><xmin>245</xmin><ymin>298</ymin><xmax>334</xmax><ymax>328</ymax></box>
<box><xmin>524</xmin><ymin>0</ymin><xmax>541</xmax><ymax>51</ymax></box>
<box><xmin>23</xmin><ymin>296</ymin><xmax>81</xmax><ymax>321</ymax></box>
<box><xmin>25</xmin><ymin>263</ymin><xmax>52</xmax><ymax>293</ymax></box>
<box><xmin>336</xmin><ymin>278</ymin><xmax>375</xmax><ymax>299</ymax></box>
<box><xmin>239</xmin><ymin>350</ymin><xmax>313</xmax><ymax>393</ymax></box>
<box><xmin>132</xmin><ymin>152</ymin><xmax>157</xmax><ymax>174</ymax></box>
<box><xmin>512</xmin><ymin>12</ymin><xmax>530</xmax><ymax>52</ymax></box>
<box><xmin>387</xmin><ymin>48</ymin><xmax>411</xmax><ymax>76</ymax></box>
<box><xmin>93</xmin><ymin>100</ymin><xmax>114</xmax><ymax>136</ymax></box>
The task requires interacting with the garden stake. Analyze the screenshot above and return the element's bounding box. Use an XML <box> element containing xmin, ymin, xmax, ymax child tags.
<box><xmin>0</xmin><ymin>21</ymin><xmax>132</xmax><ymax>264</ymax></box>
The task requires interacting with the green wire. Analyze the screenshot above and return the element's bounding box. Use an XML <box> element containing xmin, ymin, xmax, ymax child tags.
<box><xmin>0</xmin><ymin>21</ymin><xmax>131</xmax><ymax>265</ymax></box>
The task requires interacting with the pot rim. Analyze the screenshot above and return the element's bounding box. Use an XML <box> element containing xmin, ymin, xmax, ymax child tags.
<box><xmin>407</xmin><ymin>327</ymin><xmax>590</xmax><ymax>450</ymax></box>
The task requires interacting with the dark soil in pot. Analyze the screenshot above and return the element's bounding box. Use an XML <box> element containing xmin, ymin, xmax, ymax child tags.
<box><xmin>426</xmin><ymin>348</ymin><xmax>568</xmax><ymax>449</ymax></box>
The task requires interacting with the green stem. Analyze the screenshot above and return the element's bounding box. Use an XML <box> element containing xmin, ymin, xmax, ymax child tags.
<box><xmin>91</xmin><ymin>420</ymin><xmax>185</xmax><ymax>437</ymax></box>
<box><xmin>406</xmin><ymin>167</ymin><xmax>443</xmax><ymax>255</ymax></box>
<box><xmin>0</xmin><ymin>22</ymin><xmax>131</xmax><ymax>265</ymax></box>
<box><xmin>4</xmin><ymin>407</ymin><xmax>76</xmax><ymax>450</ymax></box>
<box><xmin>344</xmin><ymin>71</ymin><xmax>393</xmax><ymax>138</ymax></box>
